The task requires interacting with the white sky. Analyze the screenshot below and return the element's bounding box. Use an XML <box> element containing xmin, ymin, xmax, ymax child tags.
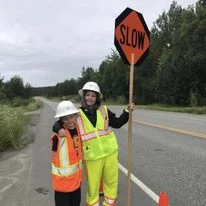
<box><xmin>0</xmin><ymin>0</ymin><xmax>197</xmax><ymax>87</ymax></box>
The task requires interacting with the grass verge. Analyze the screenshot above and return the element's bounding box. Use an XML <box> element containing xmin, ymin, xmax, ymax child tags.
<box><xmin>0</xmin><ymin>99</ymin><xmax>43</xmax><ymax>152</ymax></box>
<box><xmin>135</xmin><ymin>104</ymin><xmax>206</xmax><ymax>114</ymax></box>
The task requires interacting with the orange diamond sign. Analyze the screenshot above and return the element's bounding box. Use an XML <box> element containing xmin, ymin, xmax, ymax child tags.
<box><xmin>114</xmin><ymin>7</ymin><xmax>150</xmax><ymax>66</ymax></box>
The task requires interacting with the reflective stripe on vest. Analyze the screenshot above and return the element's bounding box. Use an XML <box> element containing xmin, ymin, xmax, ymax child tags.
<box><xmin>59</xmin><ymin>137</ymin><xmax>69</xmax><ymax>167</ymax></box>
<box><xmin>77</xmin><ymin>105</ymin><xmax>111</xmax><ymax>142</ymax></box>
<box><xmin>52</xmin><ymin>160</ymin><xmax>82</xmax><ymax>176</ymax></box>
<box><xmin>77</xmin><ymin>105</ymin><xmax>118</xmax><ymax>160</ymax></box>
<box><xmin>51</xmin><ymin>128</ymin><xmax>82</xmax><ymax>192</ymax></box>
<box><xmin>80</xmin><ymin>129</ymin><xmax>113</xmax><ymax>142</ymax></box>
<box><xmin>98</xmin><ymin>105</ymin><xmax>109</xmax><ymax>130</ymax></box>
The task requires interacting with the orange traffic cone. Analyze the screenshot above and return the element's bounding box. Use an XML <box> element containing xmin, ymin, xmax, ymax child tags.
<box><xmin>99</xmin><ymin>179</ymin><xmax>104</xmax><ymax>196</ymax></box>
<box><xmin>158</xmin><ymin>192</ymin><xmax>169</xmax><ymax>206</ymax></box>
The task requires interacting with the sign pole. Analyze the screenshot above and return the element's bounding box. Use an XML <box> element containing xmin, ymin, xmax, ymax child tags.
<box><xmin>127</xmin><ymin>53</ymin><xmax>134</xmax><ymax>206</ymax></box>
<box><xmin>114</xmin><ymin>7</ymin><xmax>150</xmax><ymax>206</ymax></box>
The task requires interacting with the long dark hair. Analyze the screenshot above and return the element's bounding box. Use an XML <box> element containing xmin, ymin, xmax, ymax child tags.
<box><xmin>81</xmin><ymin>90</ymin><xmax>101</xmax><ymax>111</ymax></box>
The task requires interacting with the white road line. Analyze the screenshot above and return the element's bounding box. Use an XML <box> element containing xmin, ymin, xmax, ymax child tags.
<box><xmin>0</xmin><ymin>176</ymin><xmax>17</xmax><ymax>194</ymax></box>
<box><xmin>118</xmin><ymin>163</ymin><xmax>159</xmax><ymax>203</ymax></box>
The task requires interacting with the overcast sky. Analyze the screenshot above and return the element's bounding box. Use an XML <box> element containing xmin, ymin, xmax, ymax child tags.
<box><xmin>0</xmin><ymin>0</ymin><xmax>197</xmax><ymax>87</ymax></box>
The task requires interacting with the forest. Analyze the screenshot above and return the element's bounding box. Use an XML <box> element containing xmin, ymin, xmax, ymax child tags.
<box><xmin>1</xmin><ymin>0</ymin><xmax>205</xmax><ymax>106</ymax></box>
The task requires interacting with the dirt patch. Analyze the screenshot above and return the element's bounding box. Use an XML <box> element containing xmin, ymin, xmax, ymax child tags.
<box><xmin>23</xmin><ymin>110</ymin><xmax>42</xmax><ymax>144</ymax></box>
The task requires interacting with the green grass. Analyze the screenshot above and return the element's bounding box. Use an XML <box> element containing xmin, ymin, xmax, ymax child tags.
<box><xmin>0</xmin><ymin>98</ymin><xmax>43</xmax><ymax>152</ymax></box>
<box><xmin>0</xmin><ymin>105</ymin><xmax>28</xmax><ymax>151</ymax></box>
<box><xmin>23</xmin><ymin>98</ymin><xmax>43</xmax><ymax>112</ymax></box>
<box><xmin>135</xmin><ymin>104</ymin><xmax>206</xmax><ymax>114</ymax></box>
<box><xmin>102</xmin><ymin>100</ymin><xmax>206</xmax><ymax>115</ymax></box>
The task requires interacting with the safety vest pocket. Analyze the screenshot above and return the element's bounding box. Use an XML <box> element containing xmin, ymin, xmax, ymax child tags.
<box><xmin>83</xmin><ymin>145</ymin><xmax>90</xmax><ymax>152</ymax></box>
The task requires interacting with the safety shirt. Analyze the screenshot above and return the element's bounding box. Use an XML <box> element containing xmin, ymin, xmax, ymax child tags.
<box><xmin>77</xmin><ymin>105</ymin><xmax>118</xmax><ymax>161</ymax></box>
<box><xmin>51</xmin><ymin>127</ymin><xmax>83</xmax><ymax>192</ymax></box>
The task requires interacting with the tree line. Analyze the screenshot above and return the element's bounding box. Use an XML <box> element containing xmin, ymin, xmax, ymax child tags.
<box><xmin>1</xmin><ymin>1</ymin><xmax>205</xmax><ymax>106</ymax></box>
<box><xmin>0</xmin><ymin>75</ymin><xmax>33</xmax><ymax>106</ymax></box>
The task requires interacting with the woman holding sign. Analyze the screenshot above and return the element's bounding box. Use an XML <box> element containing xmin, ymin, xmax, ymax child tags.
<box><xmin>53</xmin><ymin>81</ymin><xmax>134</xmax><ymax>206</ymax></box>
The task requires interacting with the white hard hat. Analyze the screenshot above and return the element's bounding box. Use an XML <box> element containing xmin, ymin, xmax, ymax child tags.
<box><xmin>54</xmin><ymin>101</ymin><xmax>79</xmax><ymax>118</ymax></box>
<box><xmin>79</xmin><ymin>81</ymin><xmax>103</xmax><ymax>98</ymax></box>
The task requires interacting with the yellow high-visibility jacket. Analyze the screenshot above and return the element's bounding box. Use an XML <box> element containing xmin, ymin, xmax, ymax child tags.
<box><xmin>77</xmin><ymin>105</ymin><xmax>118</xmax><ymax>161</ymax></box>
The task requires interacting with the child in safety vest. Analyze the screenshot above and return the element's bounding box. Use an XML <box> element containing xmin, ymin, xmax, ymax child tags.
<box><xmin>51</xmin><ymin>101</ymin><xmax>83</xmax><ymax>206</ymax></box>
<box><xmin>53</xmin><ymin>82</ymin><xmax>134</xmax><ymax>206</ymax></box>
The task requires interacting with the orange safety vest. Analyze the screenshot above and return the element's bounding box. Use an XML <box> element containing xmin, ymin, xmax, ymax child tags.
<box><xmin>51</xmin><ymin>126</ymin><xmax>83</xmax><ymax>192</ymax></box>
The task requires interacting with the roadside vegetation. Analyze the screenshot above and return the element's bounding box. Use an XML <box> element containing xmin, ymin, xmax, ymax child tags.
<box><xmin>0</xmin><ymin>76</ymin><xmax>43</xmax><ymax>152</ymax></box>
<box><xmin>49</xmin><ymin>95</ymin><xmax>206</xmax><ymax>115</ymax></box>
<box><xmin>0</xmin><ymin>1</ymin><xmax>205</xmax><ymax>149</ymax></box>
<box><xmin>98</xmin><ymin>101</ymin><xmax>206</xmax><ymax>115</ymax></box>
<box><xmin>0</xmin><ymin>99</ymin><xmax>42</xmax><ymax>152</ymax></box>
<box><xmin>0</xmin><ymin>105</ymin><xmax>28</xmax><ymax>151</ymax></box>
<box><xmin>135</xmin><ymin>104</ymin><xmax>206</xmax><ymax>114</ymax></box>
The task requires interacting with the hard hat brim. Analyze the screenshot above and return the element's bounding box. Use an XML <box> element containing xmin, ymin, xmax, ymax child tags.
<box><xmin>54</xmin><ymin>109</ymin><xmax>79</xmax><ymax>118</ymax></box>
<box><xmin>78</xmin><ymin>89</ymin><xmax>103</xmax><ymax>99</ymax></box>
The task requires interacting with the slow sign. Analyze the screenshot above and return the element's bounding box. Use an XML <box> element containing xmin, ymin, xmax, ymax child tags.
<box><xmin>114</xmin><ymin>7</ymin><xmax>150</xmax><ymax>66</ymax></box>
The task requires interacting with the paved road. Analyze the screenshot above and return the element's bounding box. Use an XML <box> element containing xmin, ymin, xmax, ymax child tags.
<box><xmin>0</xmin><ymin>98</ymin><xmax>206</xmax><ymax>205</ymax></box>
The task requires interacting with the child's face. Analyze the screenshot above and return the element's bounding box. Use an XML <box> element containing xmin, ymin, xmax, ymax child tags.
<box><xmin>62</xmin><ymin>114</ymin><xmax>77</xmax><ymax>129</ymax></box>
<box><xmin>85</xmin><ymin>91</ymin><xmax>97</xmax><ymax>106</ymax></box>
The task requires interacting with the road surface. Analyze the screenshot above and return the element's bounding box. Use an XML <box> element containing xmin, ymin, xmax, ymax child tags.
<box><xmin>0</xmin><ymin>97</ymin><xmax>205</xmax><ymax>206</ymax></box>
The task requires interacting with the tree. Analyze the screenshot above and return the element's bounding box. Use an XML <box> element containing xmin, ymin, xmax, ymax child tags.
<box><xmin>4</xmin><ymin>76</ymin><xmax>24</xmax><ymax>99</ymax></box>
<box><xmin>28</xmin><ymin>1</ymin><xmax>206</xmax><ymax>106</ymax></box>
<box><xmin>24</xmin><ymin>83</ymin><xmax>32</xmax><ymax>98</ymax></box>
<box><xmin>98</xmin><ymin>50</ymin><xmax>129</xmax><ymax>101</ymax></box>
<box><xmin>0</xmin><ymin>75</ymin><xmax>6</xmax><ymax>100</ymax></box>
<box><xmin>156</xmin><ymin>0</ymin><xmax>206</xmax><ymax>105</ymax></box>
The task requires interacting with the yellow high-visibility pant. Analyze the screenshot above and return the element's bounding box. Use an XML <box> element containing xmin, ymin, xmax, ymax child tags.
<box><xmin>85</xmin><ymin>151</ymin><xmax>118</xmax><ymax>206</ymax></box>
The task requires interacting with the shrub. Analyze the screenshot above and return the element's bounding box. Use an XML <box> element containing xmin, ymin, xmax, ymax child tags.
<box><xmin>12</xmin><ymin>97</ymin><xmax>32</xmax><ymax>107</ymax></box>
<box><xmin>25</xmin><ymin>98</ymin><xmax>43</xmax><ymax>112</ymax></box>
<box><xmin>0</xmin><ymin>105</ymin><xmax>28</xmax><ymax>151</ymax></box>
<box><xmin>190</xmin><ymin>90</ymin><xmax>199</xmax><ymax>107</ymax></box>
<box><xmin>116</xmin><ymin>96</ymin><xmax>127</xmax><ymax>104</ymax></box>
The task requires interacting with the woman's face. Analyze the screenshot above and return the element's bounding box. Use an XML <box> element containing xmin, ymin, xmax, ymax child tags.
<box><xmin>85</xmin><ymin>91</ymin><xmax>97</xmax><ymax>106</ymax></box>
